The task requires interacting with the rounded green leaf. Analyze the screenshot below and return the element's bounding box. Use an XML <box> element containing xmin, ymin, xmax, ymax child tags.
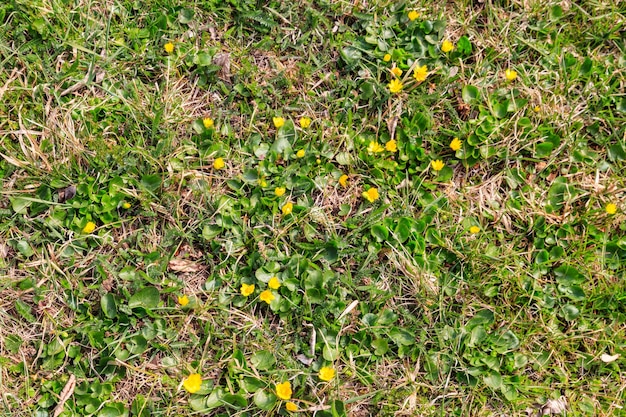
<box><xmin>128</xmin><ymin>287</ymin><xmax>160</xmax><ymax>309</ymax></box>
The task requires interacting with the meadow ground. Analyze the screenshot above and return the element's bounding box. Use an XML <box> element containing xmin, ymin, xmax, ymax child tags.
<box><xmin>1</xmin><ymin>0</ymin><xmax>625</xmax><ymax>416</ymax></box>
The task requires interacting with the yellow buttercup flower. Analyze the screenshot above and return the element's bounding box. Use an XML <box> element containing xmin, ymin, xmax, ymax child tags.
<box><xmin>383</xmin><ymin>53</ymin><xmax>391</xmax><ymax>62</ymax></box>
<box><xmin>385</xmin><ymin>139</ymin><xmax>397</xmax><ymax>152</ymax></box>
<box><xmin>533</xmin><ymin>105</ymin><xmax>541</xmax><ymax>112</ymax></box>
<box><xmin>203</xmin><ymin>117</ymin><xmax>214</xmax><ymax>129</ymax></box>
<box><xmin>282</xmin><ymin>201</ymin><xmax>294</xmax><ymax>215</ymax></box>
<box><xmin>408</xmin><ymin>10</ymin><xmax>420</xmax><ymax>21</ymax></box>
<box><xmin>274</xmin><ymin>187</ymin><xmax>286</xmax><ymax>197</ymax></box>
<box><xmin>182</xmin><ymin>373</ymin><xmax>202</xmax><ymax>393</ymax></box>
<box><xmin>82</xmin><ymin>221</ymin><xmax>96</xmax><ymax>234</ymax></box>
<box><xmin>441</xmin><ymin>39</ymin><xmax>454</xmax><ymax>53</ymax></box>
<box><xmin>213</xmin><ymin>157</ymin><xmax>225</xmax><ymax>170</ymax></box>
<box><xmin>367</xmin><ymin>141</ymin><xmax>385</xmax><ymax>153</ymax></box>
<box><xmin>391</xmin><ymin>66</ymin><xmax>402</xmax><ymax>78</ymax></box>
<box><xmin>260</xmin><ymin>289</ymin><xmax>275</xmax><ymax>304</ymax></box>
<box><xmin>449</xmin><ymin>137</ymin><xmax>462</xmax><ymax>151</ymax></box>
<box><xmin>275</xmin><ymin>381</ymin><xmax>292</xmax><ymax>400</ymax></box>
<box><xmin>388</xmin><ymin>78</ymin><xmax>403</xmax><ymax>94</ymax></box>
<box><xmin>362</xmin><ymin>187</ymin><xmax>379</xmax><ymax>203</ymax></box>
<box><xmin>319</xmin><ymin>366</ymin><xmax>336</xmax><ymax>381</ymax></box>
<box><xmin>286</xmin><ymin>402</ymin><xmax>298</xmax><ymax>412</ymax></box>
<box><xmin>505</xmin><ymin>69</ymin><xmax>517</xmax><ymax>81</ymax></box>
<box><xmin>164</xmin><ymin>42</ymin><xmax>174</xmax><ymax>53</ymax></box>
<box><xmin>413</xmin><ymin>65</ymin><xmax>429</xmax><ymax>82</ymax></box>
<box><xmin>606</xmin><ymin>203</ymin><xmax>617</xmax><ymax>215</ymax></box>
<box><xmin>431</xmin><ymin>159</ymin><xmax>445</xmax><ymax>171</ymax></box>
<box><xmin>122</xmin><ymin>202</ymin><xmax>131</xmax><ymax>209</ymax></box>
<box><xmin>339</xmin><ymin>174</ymin><xmax>348</xmax><ymax>188</ymax></box>
<box><xmin>296</xmin><ymin>149</ymin><xmax>305</xmax><ymax>158</ymax></box>
<box><xmin>178</xmin><ymin>295</ymin><xmax>189</xmax><ymax>307</ymax></box>
<box><xmin>299</xmin><ymin>117</ymin><xmax>311</xmax><ymax>128</ymax></box>
<box><xmin>240</xmin><ymin>283</ymin><xmax>255</xmax><ymax>297</ymax></box>
<box><xmin>469</xmin><ymin>226</ymin><xmax>480</xmax><ymax>234</ymax></box>
<box><xmin>268</xmin><ymin>276</ymin><xmax>281</xmax><ymax>290</ymax></box>
<box><xmin>273</xmin><ymin>117</ymin><xmax>285</xmax><ymax>128</ymax></box>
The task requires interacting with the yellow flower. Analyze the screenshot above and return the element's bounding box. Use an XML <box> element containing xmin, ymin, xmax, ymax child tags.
<box><xmin>469</xmin><ymin>226</ymin><xmax>480</xmax><ymax>234</ymax></box>
<box><xmin>268</xmin><ymin>276</ymin><xmax>281</xmax><ymax>290</ymax></box>
<box><xmin>273</xmin><ymin>117</ymin><xmax>285</xmax><ymax>128</ymax></box>
<box><xmin>606</xmin><ymin>203</ymin><xmax>617</xmax><ymax>215</ymax></box>
<box><xmin>282</xmin><ymin>201</ymin><xmax>294</xmax><ymax>215</ymax></box>
<box><xmin>505</xmin><ymin>69</ymin><xmax>517</xmax><ymax>81</ymax></box>
<box><xmin>319</xmin><ymin>366</ymin><xmax>336</xmax><ymax>381</ymax></box>
<box><xmin>122</xmin><ymin>202</ymin><xmax>131</xmax><ymax>209</ymax></box>
<box><xmin>213</xmin><ymin>157</ymin><xmax>225</xmax><ymax>170</ymax></box>
<box><xmin>388</xmin><ymin>78</ymin><xmax>403</xmax><ymax>94</ymax></box>
<box><xmin>259</xmin><ymin>289</ymin><xmax>275</xmax><ymax>304</ymax></box>
<box><xmin>275</xmin><ymin>381</ymin><xmax>292</xmax><ymax>400</ymax></box>
<box><xmin>431</xmin><ymin>159</ymin><xmax>445</xmax><ymax>171</ymax></box>
<box><xmin>82</xmin><ymin>221</ymin><xmax>96</xmax><ymax>234</ymax></box>
<box><xmin>339</xmin><ymin>174</ymin><xmax>348</xmax><ymax>188</ymax></box>
<box><xmin>259</xmin><ymin>179</ymin><xmax>267</xmax><ymax>187</ymax></box>
<box><xmin>240</xmin><ymin>283</ymin><xmax>255</xmax><ymax>297</ymax></box>
<box><xmin>286</xmin><ymin>402</ymin><xmax>298</xmax><ymax>412</ymax></box>
<box><xmin>203</xmin><ymin>117</ymin><xmax>214</xmax><ymax>129</ymax></box>
<box><xmin>178</xmin><ymin>295</ymin><xmax>189</xmax><ymax>307</ymax></box>
<box><xmin>449</xmin><ymin>137</ymin><xmax>462</xmax><ymax>151</ymax></box>
<box><xmin>274</xmin><ymin>187</ymin><xmax>286</xmax><ymax>197</ymax></box>
<box><xmin>296</xmin><ymin>149</ymin><xmax>305</xmax><ymax>158</ymax></box>
<box><xmin>441</xmin><ymin>39</ymin><xmax>454</xmax><ymax>53</ymax></box>
<box><xmin>408</xmin><ymin>10</ymin><xmax>420</xmax><ymax>21</ymax></box>
<box><xmin>383</xmin><ymin>53</ymin><xmax>391</xmax><ymax>62</ymax></box>
<box><xmin>362</xmin><ymin>187</ymin><xmax>379</xmax><ymax>203</ymax></box>
<box><xmin>299</xmin><ymin>117</ymin><xmax>311</xmax><ymax>128</ymax></box>
<box><xmin>385</xmin><ymin>139</ymin><xmax>397</xmax><ymax>152</ymax></box>
<box><xmin>413</xmin><ymin>65</ymin><xmax>429</xmax><ymax>82</ymax></box>
<box><xmin>533</xmin><ymin>105</ymin><xmax>541</xmax><ymax>112</ymax></box>
<box><xmin>182</xmin><ymin>373</ymin><xmax>202</xmax><ymax>394</ymax></box>
<box><xmin>164</xmin><ymin>42</ymin><xmax>174</xmax><ymax>53</ymax></box>
<box><xmin>367</xmin><ymin>141</ymin><xmax>385</xmax><ymax>153</ymax></box>
<box><xmin>391</xmin><ymin>66</ymin><xmax>402</xmax><ymax>78</ymax></box>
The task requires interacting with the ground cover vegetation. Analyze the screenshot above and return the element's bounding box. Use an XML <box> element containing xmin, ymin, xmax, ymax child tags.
<box><xmin>1</xmin><ymin>0</ymin><xmax>625</xmax><ymax>415</ymax></box>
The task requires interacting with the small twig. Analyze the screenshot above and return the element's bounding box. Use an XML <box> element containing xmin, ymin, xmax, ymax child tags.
<box><xmin>53</xmin><ymin>374</ymin><xmax>76</xmax><ymax>417</ymax></box>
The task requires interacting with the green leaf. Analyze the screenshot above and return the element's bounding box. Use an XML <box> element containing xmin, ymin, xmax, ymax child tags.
<box><xmin>457</xmin><ymin>35</ymin><xmax>472</xmax><ymax>55</ymax></box>
<box><xmin>6</xmin><ymin>334</ymin><xmax>23</xmax><ymax>354</ymax></box>
<box><xmin>535</xmin><ymin>141</ymin><xmax>554</xmax><ymax>158</ymax></box>
<box><xmin>127</xmin><ymin>335</ymin><xmax>148</xmax><ymax>355</ymax></box>
<box><xmin>250</xmin><ymin>350</ymin><xmax>276</xmax><ymax>371</ymax></box>
<box><xmin>15</xmin><ymin>299</ymin><xmax>36</xmax><ymax>322</ymax></box>
<box><xmin>370</xmin><ymin>224</ymin><xmax>389</xmax><ymax>242</ymax></box>
<box><xmin>340</xmin><ymin>46</ymin><xmax>362</xmax><ymax>67</ymax></box>
<box><xmin>331</xmin><ymin>400</ymin><xmax>347</xmax><ymax>417</ymax></box>
<box><xmin>483</xmin><ymin>371</ymin><xmax>502</xmax><ymax>389</ymax></box>
<box><xmin>194</xmin><ymin>52</ymin><xmax>212</xmax><ymax>67</ymax></box>
<box><xmin>271</xmin><ymin>121</ymin><xmax>295</xmax><ymax>155</ymax></box>
<box><xmin>554</xmin><ymin>265</ymin><xmax>585</xmax><ymax>285</ymax></box>
<box><xmin>561</xmin><ymin>304</ymin><xmax>580</xmax><ymax>321</ymax></box>
<box><xmin>16</xmin><ymin>240</ymin><xmax>34</xmax><ymax>257</ymax></box>
<box><xmin>221</xmin><ymin>394</ymin><xmax>247</xmax><ymax>409</ymax></box>
<box><xmin>10</xmin><ymin>197</ymin><xmax>31</xmax><ymax>214</ymax></box>
<box><xmin>462</xmin><ymin>85</ymin><xmax>479</xmax><ymax>103</ymax></box>
<box><xmin>140</xmin><ymin>174</ymin><xmax>162</xmax><ymax>193</ymax></box>
<box><xmin>178</xmin><ymin>8</ymin><xmax>194</xmax><ymax>24</ymax></box>
<box><xmin>468</xmin><ymin>326</ymin><xmax>487</xmax><ymax>347</ymax></box>
<box><xmin>253</xmin><ymin>390</ymin><xmax>276</xmax><ymax>411</ymax></box>
<box><xmin>128</xmin><ymin>287</ymin><xmax>160</xmax><ymax>309</ymax></box>
<box><xmin>101</xmin><ymin>294</ymin><xmax>117</xmax><ymax>319</ymax></box>
<box><xmin>371</xmin><ymin>339</ymin><xmax>389</xmax><ymax>355</ymax></box>
<box><xmin>387</xmin><ymin>327</ymin><xmax>415</xmax><ymax>346</ymax></box>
